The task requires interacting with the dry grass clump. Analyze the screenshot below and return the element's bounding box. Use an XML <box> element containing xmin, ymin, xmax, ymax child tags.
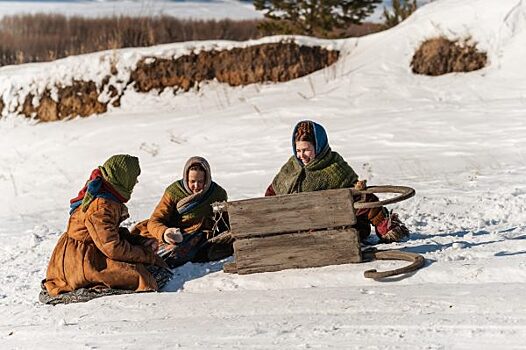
<box><xmin>339</xmin><ymin>22</ymin><xmax>384</xmax><ymax>37</ymax></box>
<box><xmin>411</xmin><ymin>37</ymin><xmax>487</xmax><ymax>76</ymax></box>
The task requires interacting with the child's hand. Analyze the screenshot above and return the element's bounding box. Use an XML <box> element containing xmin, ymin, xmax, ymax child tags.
<box><xmin>354</xmin><ymin>179</ymin><xmax>367</xmax><ymax>191</ymax></box>
<box><xmin>163</xmin><ymin>228</ymin><xmax>183</xmax><ymax>245</ymax></box>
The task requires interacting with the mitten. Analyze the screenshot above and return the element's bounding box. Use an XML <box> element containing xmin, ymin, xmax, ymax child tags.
<box><xmin>354</xmin><ymin>179</ymin><xmax>367</xmax><ymax>191</ymax></box>
<box><xmin>163</xmin><ymin>227</ymin><xmax>183</xmax><ymax>245</ymax></box>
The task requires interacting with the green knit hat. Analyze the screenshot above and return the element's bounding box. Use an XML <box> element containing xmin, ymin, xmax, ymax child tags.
<box><xmin>99</xmin><ymin>154</ymin><xmax>141</xmax><ymax>201</ymax></box>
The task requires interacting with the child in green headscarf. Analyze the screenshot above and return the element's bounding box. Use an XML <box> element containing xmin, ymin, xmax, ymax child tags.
<box><xmin>40</xmin><ymin>154</ymin><xmax>169</xmax><ymax>305</ymax></box>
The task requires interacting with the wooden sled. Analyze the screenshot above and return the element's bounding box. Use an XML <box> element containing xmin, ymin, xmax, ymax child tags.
<box><xmin>211</xmin><ymin>186</ymin><xmax>424</xmax><ymax>279</ymax></box>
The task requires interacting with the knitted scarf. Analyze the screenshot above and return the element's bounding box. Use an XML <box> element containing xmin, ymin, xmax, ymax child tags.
<box><xmin>272</xmin><ymin>120</ymin><xmax>359</xmax><ymax>195</ymax></box>
<box><xmin>164</xmin><ymin>156</ymin><xmax>227</xmax><ymax>222</ymax></box>
<box><xmin>177</xmin><ymin>156</ymin><xmax>213</xmax><ymax>212</ymax></box>
<box><xmin>69</xmin><ymin>154</ymin><xmax>140</xmax><ymax>213</ymax></box>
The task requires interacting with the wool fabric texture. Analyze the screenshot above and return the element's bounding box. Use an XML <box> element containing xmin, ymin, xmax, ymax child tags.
<box><xmin>178</xmin><ymin>156</ymin><xmax>213</xmax><ymax>211</ymax></box>
<box><xmin>272</xmin><ymin>120</ymin><xmax>358</xmax><ymax>194</ymax></box>
<box><xmin>164</xmin><ymin>156</ymin><xmax>227</xmax><ymax>222</ymax></box>
<box><xmin>70</xmin><ymin>154</ymin><xmax>140</xmax><ymax>213</ymax></box>
<box><xmin>69</xmin><ymin>169</ymin><xmax>120</xmax><ymax>214</ymax></box>
<box><xmin>99</xmin><ymin>154</ymin><xmax>141</xmax><ymax>201</ymax></box>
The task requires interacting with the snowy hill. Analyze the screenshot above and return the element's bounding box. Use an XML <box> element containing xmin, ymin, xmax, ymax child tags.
<box><xmin>1</xmin><ymin>0</ymin><xmax>526</xmax><ymax>348</ymax></box>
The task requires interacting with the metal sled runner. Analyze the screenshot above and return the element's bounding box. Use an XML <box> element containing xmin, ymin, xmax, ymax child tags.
<box><xmin>211</xmin><ymin>186</ymin><xmax>424</xmax><ymax>279</ymax></box>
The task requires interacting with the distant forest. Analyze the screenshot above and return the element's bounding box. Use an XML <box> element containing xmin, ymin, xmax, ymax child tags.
<box><xmin>0</xmin><ymin>14</ymin><xmax>383</xmax><ymax>67</ymax></box>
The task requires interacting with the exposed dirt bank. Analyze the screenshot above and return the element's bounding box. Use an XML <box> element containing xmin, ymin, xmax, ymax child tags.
<box><xmin>0</xmin><ymin>41</ymin><xmax>339</xmax><ymax>122</ymax></box>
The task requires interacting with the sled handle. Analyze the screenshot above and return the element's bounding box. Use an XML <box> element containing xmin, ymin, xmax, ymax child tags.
<box><xmin>353</xmin><ymin>185</ymin><xmax>415</xmax><ymax>209</ymax></box>
<box><xmin>363</xmin><ymin>249</ymin><xmax>425</xmax><ymax>279</ymax></box>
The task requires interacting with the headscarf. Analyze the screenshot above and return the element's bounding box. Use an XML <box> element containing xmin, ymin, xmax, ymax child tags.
<box><xmin>99</xmin><ymin>154</ymin><xmax>141</xmax><ymax>201</ymax></box>
<box><xmin>272</xmin><ymin>120</ymin><xmax>358</xmax><ymax>194</ymax></box>
<box><xmin>291</xmin><ymin>120</ymin><xmax>330</xmax><ymax>164</ymax></box>
<box><xmin>182</xmin><ymin>156</ymin><xmax>212</xmax><ymax>196</ymax></box>
<box><xmin>69</xmin><ymin>154</ymin><xmax>140</xmax><ymax>213</ymax></box>
<box><xmin>165</xmin><ymin>156</ymin><xmax>215</xmax><ymax>215</ymax></box>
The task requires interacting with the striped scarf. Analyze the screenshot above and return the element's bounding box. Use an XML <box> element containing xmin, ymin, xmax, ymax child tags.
<box><xmin>69</xmin><ymin>168</ymin><xmax>126</xmax><ymax>214</ymax></box>
<box><xmin>69</xmin><ymin>154</ymin><xmax>140</xmax><ymax>214</ymax></box>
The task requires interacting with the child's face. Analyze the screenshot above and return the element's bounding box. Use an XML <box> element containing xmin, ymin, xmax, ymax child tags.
<box><xmin>188</xmin><ymin>169</ymin><xmax>205</xmax><ymax>194</ymax></box>
<box><xmin>295</xmin><ymin>141</ymin><xmax>316</xmax><ymax>165</ymax></box>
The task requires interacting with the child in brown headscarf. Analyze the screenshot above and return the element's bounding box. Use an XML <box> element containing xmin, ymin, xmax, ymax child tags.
<box><xmin>133</xmin><ymin>156</ymin><xmax>232</xmax><ymax>268</ymax></box>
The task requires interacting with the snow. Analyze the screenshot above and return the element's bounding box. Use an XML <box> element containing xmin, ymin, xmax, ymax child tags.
<box><xmin>1</xmin><ymin>0</ymin><xmax>526</xmax><ymax>348</ymax></box>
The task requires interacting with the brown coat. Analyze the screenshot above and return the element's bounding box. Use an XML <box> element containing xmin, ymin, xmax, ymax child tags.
<box><xmin>44</xmin><ymin>198</ymin><xmax>160</xmax><ymax>296</ymax></box>
<box><xmin>133</xmin><ymin>192</ymin><xmax>215</xmax><ymax>242</ymax></box>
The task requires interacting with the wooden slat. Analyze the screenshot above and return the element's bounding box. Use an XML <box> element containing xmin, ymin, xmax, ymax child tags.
<box><xmin>227</xmin><ymin>188</ymin><xmax>356</xmax><ymax>239</ymax></box>
<box><xmin>232</xmin><ymin>228</ymin><xmax>362</xmax><ymax>275</ymax></box>
<box><xmin>223</xmin><ymin>262</ymin><xmax>238</xmax><ymax>274</ymax></box>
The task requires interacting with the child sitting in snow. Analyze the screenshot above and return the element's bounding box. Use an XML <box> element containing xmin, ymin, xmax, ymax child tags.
<box><xmin>132</xmin><ymin>156</ymin><xmax>232</xmax><ymax>268</ymax></box>
<box><xmin>265</xmin><ymin>120</ymin><xmax>409</xmax><ymax>243</ymax></box>
<box><xmin>40</xmin><ymin>154</ymin><xmax>170</xmax><ymax>305</ymax></box>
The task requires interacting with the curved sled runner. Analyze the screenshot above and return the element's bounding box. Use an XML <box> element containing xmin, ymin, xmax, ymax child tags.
<box><xmin>362</xmin><ymin>248</ymin><xmax>425</xmax><ymax>279</ymax></box>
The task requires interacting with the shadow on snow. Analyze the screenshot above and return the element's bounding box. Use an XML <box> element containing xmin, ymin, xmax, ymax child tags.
<box><xmin>162</xmin><ymin>257</ymin><xmax>233</xmax><ymax>292</ymax></box>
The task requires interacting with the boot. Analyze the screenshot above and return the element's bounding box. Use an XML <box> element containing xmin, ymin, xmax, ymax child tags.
<box><xmin>371</xmin><ymin>209</ymin><xmax>410</xmax><ymax>243</ymax></box>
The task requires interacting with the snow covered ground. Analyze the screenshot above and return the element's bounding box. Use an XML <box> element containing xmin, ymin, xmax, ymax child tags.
<box><xmin>1</xmin><ymin>0</ymin><xmax>526</xmax><ymax>348</ymax></box>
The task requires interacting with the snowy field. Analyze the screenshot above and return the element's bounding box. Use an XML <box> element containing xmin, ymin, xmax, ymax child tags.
<box><xmin>1</xmin><ymin>0</ymin><xmax>526</xmax><ymax>348</ymax></box>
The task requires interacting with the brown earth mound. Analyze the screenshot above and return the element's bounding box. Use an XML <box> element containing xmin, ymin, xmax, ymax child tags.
<box><xmin>6</xmin><ymin>41</ymin><xmax>339</xmax><ymax>122</ymax></box>
<box><xmin>411</xmin><ymin>37</ymin><xmax>487</xmax><ymax>76</ymax></box>
<box><xmin>132</xmin><ymin>42</ymin><xmax>339</xmax><ymax>92</ymax></box>
<box><xmin>21</xmin><ymin>81</ymin><xmax>108</xmax><ymax>122</ymax></box>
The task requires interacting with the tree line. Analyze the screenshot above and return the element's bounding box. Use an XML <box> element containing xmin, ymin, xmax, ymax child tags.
<box><xmin>0</xmin><ymin>0</ymin><xmax>417</xmax><ymax>67</ymax></box>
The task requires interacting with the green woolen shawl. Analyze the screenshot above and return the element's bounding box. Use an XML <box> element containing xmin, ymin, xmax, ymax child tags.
<box><xmin>271</xmin><ymin>148</ymin><xmax>359</xmax><ymax>195</ymax></box>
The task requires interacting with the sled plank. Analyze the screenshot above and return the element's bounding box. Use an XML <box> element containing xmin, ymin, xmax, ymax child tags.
<box><xmin>223</xmin><ymin>262</ymin><xmax>238</xmax><ymax>274</ymax></box>
<box><xmin>227</xmin><ymin>188</ymin><xmax>356</xmax><ymax>239</ymax></box>
<box><xmin>232</xmin><ymin>228</ymin><xmax>361</xmax><ymax>275</ymax></box>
